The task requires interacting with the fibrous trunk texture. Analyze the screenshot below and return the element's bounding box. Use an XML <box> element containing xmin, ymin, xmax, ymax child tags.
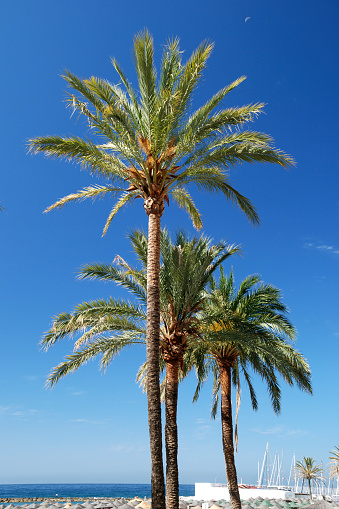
<box><xmin>165</xmin><ymin>359</ymin><xmax>180</xmax><ymax>509</ymax></box>
<box><xmin>308</xmin><ymin>479</ymin><xmax>312</xmax><ymax>500</ymax></box>
<box><xmin>219</xmin><ymin>363</ymin><xmax>241</xmax><ymax>509</ymax></box>
<box><xmin>146</xmin><ymin>210</ymin><xmax>165</xmax><ymax>509</ymax></box>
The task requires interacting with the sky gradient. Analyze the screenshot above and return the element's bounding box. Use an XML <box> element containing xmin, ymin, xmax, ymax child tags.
<box><xmin>1</xmin><ymin>0</ymin><xmax>338</xmax><ymax>486</ymax></box>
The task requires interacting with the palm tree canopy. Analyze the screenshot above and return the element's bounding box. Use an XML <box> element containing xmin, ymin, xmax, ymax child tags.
<box><xmin>328</xmin><ymin>446</ymin><xmax>339</xmax><ymax>480</ymax></box>
<box><xmin>188</xmin><ymin>269</ymin><xmax>312</xmax><ymax>418</ymax></box>
<box><xmin>42</xmin><ymin>230</ymin><xmax>238</xmax><ymax>386</ymax></box>
<box><xmin>29</xmin><ymin>31</ymin><xmax>294</xmax><ymax>234</ymax></box>
<box><xmin>295</xmin><ymin>457</ymin><xmax>325</xmax><ymax>484</ymax></box>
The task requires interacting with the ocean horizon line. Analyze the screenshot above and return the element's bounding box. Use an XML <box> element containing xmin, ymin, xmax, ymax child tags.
<box><xmin>0</xmin><ymin>483</ymin><xmax>195</xmax><ymax>500</ymax></box>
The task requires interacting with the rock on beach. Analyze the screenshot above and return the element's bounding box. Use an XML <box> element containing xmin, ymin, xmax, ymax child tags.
<box><xmin>0</xmin><ymin>498</ymin><xmax>338</xmax><ymax>509</ymax></box>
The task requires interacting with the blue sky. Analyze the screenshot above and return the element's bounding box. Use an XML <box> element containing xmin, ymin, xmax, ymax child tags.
<box><xmin>1</xmin><ymin>0</ymin><xmax>338</xmax><ymax>487</ymax></box>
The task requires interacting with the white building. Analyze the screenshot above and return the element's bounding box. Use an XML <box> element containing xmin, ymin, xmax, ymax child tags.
<box><xmin>195</xmin><ymin>483</ymin><xmax>295</xmax><ymax>501</ymax></box>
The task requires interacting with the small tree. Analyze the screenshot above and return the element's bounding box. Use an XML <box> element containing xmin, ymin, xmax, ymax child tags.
<box><xmin>295</xmin><ymin>457</ymin><xmax>324</xmax><ymax>499</ymax></box>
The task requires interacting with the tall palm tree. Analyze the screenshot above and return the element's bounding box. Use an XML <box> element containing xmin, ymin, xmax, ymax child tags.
<box><xmin>29</xmin><ymin>31</ymin><xmax>294</xmax><ymax>507</ymax></box>
<box><xmin>188</xmin><ymin>269</ymin><xmax>312</xmax><ymax>509</ymax></box>
<box><xmin>136</xmin><ymin>231</ymin><xmax>239</xmax><ymax>509</ymax></box>
<box><xmin>328</xmin><ymin>446</ymin><xmax>339</xmax><ymax>485</ymax></box>
<box><xmin>42</xmin><ymin>230</ymin><xmax>238</xmax><ymax>509</ymax></box>
<box><xmin>295</xmin><ymin>457</ymin><xmax>324</xmax><ymax>499</ymax></box>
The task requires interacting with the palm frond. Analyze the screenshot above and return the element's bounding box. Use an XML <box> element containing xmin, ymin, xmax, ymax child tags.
<box><xmin>133</xmin><ymin>30</ymin><xmax>157</xmax><ymax>140</ymax></box>
<box><xmin>110</xmin><ymin>57</ymin><xmax>141</xmax><ymax>123</ymax></box>
<box><xmin>46</xmin><ymin>333</ymin><xmax>144</xmax><ymax>387</ymax></box>
<box><xmin>44</xmin><ymin>185</ymin><xmax>122</xmax><ymax>213</ymax></box>
<box><xmin>171</xmin><ymin>40</ymin><xmax>214</xmax><ymax>131</ymax></box>
<box><xmin>102</xmin><ymin>189</ymin><xmax>140</xmax><ymax>235</ymax></box>
<box><xmin>63</xmin><ymin>69</ymin><xmax>106</xmax><ymax>111</ymax></box>
<box><xmin>79</xmin><ymin>262</ymin><xmax>146</xmax><ymax>302</ymax></box>
<box><xmin>128</xmin><ymin>229</ymin><xmax>149</xmax><ymax>268</ymax></box>
<box><xmin>29</xmin><ymin>136</ymin><xmax>127</xmax><ymax>180</ymax></box>
<box><xmin>170</xmin><ymin>188</ymin><xmax>202</xmax><ymax>229</ymax></box>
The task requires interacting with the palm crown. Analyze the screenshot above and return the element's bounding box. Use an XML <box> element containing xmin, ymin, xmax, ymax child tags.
<box><xmin>294</xmin><ymin>457</ymin><xmax>324</xmax><ymax>499</ymax></box>
<box><xmin>191</xmin><ymin>269</ymin><xmax>312</xmax><ymax>417</ymax></box>
<box><xmin>29</xmin><ymin>31</ymin><xmax>293</xmax><ymax>233</ymax></box>
<box><xmin>42</xmin><ymin>230</ymin><xmax>238</xmax><ymax>385</ymax></box>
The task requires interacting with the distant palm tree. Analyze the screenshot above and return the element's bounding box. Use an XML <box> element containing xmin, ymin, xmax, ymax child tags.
<box><xmin>42</xmin><ymin>230</ymin><xmax>238</xmax><ymax>509</ymax></box>
<box><xmin>328</xmin><ymin>446</ymin><xmax>339</xmax><ymax>484</ymax></box>
<box><xmin>29</xmin><ymin>32</ymin><xmax>294</xmax><ymax>508</ymax></box>
<box><xmin>295</xmin><ymin>457</ymin><xmax>324</xmax><ymax>499</ymax></box>
<box><xmin>187</xmin><ymin>270</ymin><xmax>312</xmax><ymax>509</ymax></box>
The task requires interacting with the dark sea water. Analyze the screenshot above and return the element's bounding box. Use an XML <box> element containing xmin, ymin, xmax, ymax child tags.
<box><xmin>0</xmin><ymin>484</ymin><xmax>195</xmax><ymax>499</ymax></box>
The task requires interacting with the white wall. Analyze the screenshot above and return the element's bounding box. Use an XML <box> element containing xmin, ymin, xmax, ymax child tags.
<box><xmin>195</xmin><ymin>483</ymin><xmax>295</xmax><ymax>500</ymax></box>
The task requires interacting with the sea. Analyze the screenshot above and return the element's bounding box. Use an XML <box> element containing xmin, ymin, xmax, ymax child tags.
<box><xmin>0</xmin><ymin>484</ymin><xmax>195</xmax><ymax>500</ymax></box>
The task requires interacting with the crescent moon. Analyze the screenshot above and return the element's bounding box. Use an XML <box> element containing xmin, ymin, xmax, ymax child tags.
<box><xmin>245</xmin><ymin>17</ymin><xmax>251</xmax><ymax>22</ymax></box>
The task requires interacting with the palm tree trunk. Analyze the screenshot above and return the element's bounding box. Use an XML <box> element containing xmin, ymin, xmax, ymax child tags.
<box><xmin>165</xmin><ymin>359</ymin><xmax>179</xmax><ymax>509</ymax></box>
<box><xmin>146</xmin><ymin>208</ymin><xmax>166</xmax><ymax>509</ymax></box>
<box><xmin>308</xmin><ymin>479</ymin><xmax>312</xmax><ymax>500</ymax></box>
<box><xmin>219</xmin><ymin>362</ymin><xmax>241</xmax><ymax>509</ymax></box>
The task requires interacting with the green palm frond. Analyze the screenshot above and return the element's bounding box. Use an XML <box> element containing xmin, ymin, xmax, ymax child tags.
<box><xmin>128</xmin><ymin>229</ymin><xmax>149</xmax><ymax>268</ymax></box>
<box><xmin>211</xmin><ymin>370</ymin><xmax>221</xmax><ymax>419</ymax></box>
<box><xmin>170</xmin><ymin>188</ymin><xmax>202</xmax><ymax>229</ymax></box>
<box><xmin>184</xmin><ymin>77</ymin><xmax>248</xmax><ymax>133</ymax></box>
<box><xmin>46</xmin><ymin>333</ymin><xmax>144</xmax><ymax>387</ymax></box>
<box><xmin>63</xmin><ymin>69</ymin><xmax>106</xmax><ymax>111</ymax></box>
<box><xmin>41</xmin><ymin>298</ymin><xmax>146</xmax><ymax>351</ymax></box>
<box><xmin>110</xmin><ymin>58</ymin><xmax>140</xmax><ymax>117</ymax></box>
<box><xmin>136</xmin><ymin>358</ymin><xmax>167</xmax><ymax>401</ymax></box>
<box><xmin>170</xmin><ymin>40</ymin><xmax>213</xmax><ymax>132</ymax></box>
<box><xmin>29</xmin><ymin>136</ymin><xmax>127</xmax><ymax>180</ymax></box>
<box><xmin>44</xmin><ymin>185</ymin><xmax>122</xmax><ymax>213</ymax></box>
<box><xmin>133</xmin><ymin>30</ymin><xmax>157</xmax><ymax>141</ymax></box>
<box><xmin>79</xmin><ymin>262</ymin><xmax>146</xmax><ymax>302</ymax></box>
<box><xmin>174</xmin><ymin>166</ymin><xmax>260</xmax><ymax>225</ymax></box>
<box><xmin>159</xmin><ymin>37</ymin><xmax>182</xmax><ymax>96</ymax></box>
<box><xmin>181</xmin><ymin>100</ymin><xmax>266</xmax><ymax>151</ymax></box>
<box><xmin>241</xmin><ymin>368</ymin><xmax>258</xmax><ymax>411</ymax></box>
<box><xmin>102</xmin><ymin>189</ymin><xmax>140</xmax><ymax>235</ymax></box>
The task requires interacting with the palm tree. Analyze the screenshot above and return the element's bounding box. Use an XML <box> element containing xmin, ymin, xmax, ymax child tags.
<box><xmin>139</xmin><ymin>231</ymin><xmax>239</xmax><ymax>509</ymax></box>
<box><xmin>295</xmin><ymin>457</ymin><xmax>324</xmax><ymax>499</ymax></box>
<box><xmin>188</xmin><ymin>269</ymin><xmax>312</xmax><ymax>509</ymax></box>
<box><xmin>328</xmin><ymin>446</ymin><xmax>339</xmax><ymax>487</ymax></box>
<box><xmin>29</xmin><ymin>32</ymin><xmax>294</xmax><ymax>508</ymax></box>
<box><xmin>42</xmin><ymin>230</ymin><xmax>238</xmax><ymax>509</ymax></box>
